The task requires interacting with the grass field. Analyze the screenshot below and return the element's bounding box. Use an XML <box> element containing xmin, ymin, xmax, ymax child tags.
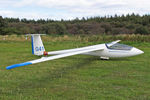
<box><xmin>0</xmin><ymin>36</ymin><xmax>150</xmax><ymax>100</ymax></box>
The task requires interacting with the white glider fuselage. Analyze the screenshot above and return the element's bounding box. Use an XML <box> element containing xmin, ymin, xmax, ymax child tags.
<box><xmin>48</xmin><ymin>43</ymin><xmax>144</xmax><ymax>58</ymax></box>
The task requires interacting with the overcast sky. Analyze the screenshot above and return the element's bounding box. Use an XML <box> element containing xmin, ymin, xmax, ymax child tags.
<box><xmin>0</xmin><ymin>0</ymin><xmax>150</xmax><ymax>20</ymax></box>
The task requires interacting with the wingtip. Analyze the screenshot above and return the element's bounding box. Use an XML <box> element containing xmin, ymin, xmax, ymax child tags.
<box><xmin>6</xmin><ymin>62</ymin><xmax>32</xmax><ymax>70</ymax></box>
<box><xmin>117</xmin><ymin>40</ymin><xmax>121</xmax><ymax>42</ymax></box>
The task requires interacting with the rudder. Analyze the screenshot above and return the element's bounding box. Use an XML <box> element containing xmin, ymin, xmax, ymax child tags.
<box><xmin>30</xmin><ymin>34</ymin><xmax>45</xmax><ymax>56</ymax></box>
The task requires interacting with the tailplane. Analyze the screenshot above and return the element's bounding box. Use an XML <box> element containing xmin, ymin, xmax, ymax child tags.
<box><xmin>29</xmin><ymin>34</ymin><xmax>46</xmax><ymax>56</ymax></box>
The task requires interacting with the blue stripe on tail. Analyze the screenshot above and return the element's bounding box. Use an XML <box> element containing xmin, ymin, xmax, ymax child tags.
<box><xmin>6</xmin><ymin>62</ymin><xmax>32</xmax><ymax>70</ymax></box>
<box><xmin>31</xmin><ymin>36</ymin><xmax>34</xmax><ymax>54</ymax></box>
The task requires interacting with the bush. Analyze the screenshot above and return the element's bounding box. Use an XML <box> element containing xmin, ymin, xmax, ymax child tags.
<box><xmin>101</xmin><ymin>23</ymin><xmax>112</xmax><ymax>33</ymax></box>
<box><xmin>135</xmin><ymin>26</ymin><xmax>149</xmax><ymax>34</ymax></box>
<box><xmin>42</xmin><ymin>23</ymin><xmax>67</xmax><ymax>35</ymax></box>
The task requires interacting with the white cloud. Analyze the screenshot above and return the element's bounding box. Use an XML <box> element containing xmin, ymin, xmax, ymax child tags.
<box><xmin>0</xmin><ymin>0</ymin><xmax>150</xmax><ymax>20</ymax></box>
<box><xmin>0</xmin><ymin>10</ymin><xmax>46</xmax><ymax>19</ymax></box>
<box><xmin>0</xmin><ymin>10</ymin><xmax>15</xmax><ymax>17</ymax></box>
<box><xmin>0</xmin><ymin>9</ymin><xmax>75</xmax><ymax>20</ymax></box>
<box><xmin>14</xmin><ymin>0</ymin><xmax>35</xmax><ymax>7</ymax></box>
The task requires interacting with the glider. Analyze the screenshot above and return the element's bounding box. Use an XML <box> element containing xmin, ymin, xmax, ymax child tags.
<box><xmin>6</xmin><ymin>34</ymin><xmax>144</xmax><ymax>70</ymax></box>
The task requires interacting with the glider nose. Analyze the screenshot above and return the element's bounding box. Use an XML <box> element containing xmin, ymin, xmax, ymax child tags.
<box><xmin>132</xmin><ymin>47</ymin><xmax>144</xmax><ymax>55</ymax></box>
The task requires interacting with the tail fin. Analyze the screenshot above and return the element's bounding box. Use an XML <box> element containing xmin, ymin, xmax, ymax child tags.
<box><xmin>30</xmin><ymin>34</ymin><xmax>46</xmax><ymax>56</ymax></box>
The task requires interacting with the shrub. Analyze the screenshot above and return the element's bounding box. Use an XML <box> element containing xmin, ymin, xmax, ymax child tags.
<box><xmin>135</xmin><ymin>26</ymin><xmax>149</xmax><ymax>34</ymax></box>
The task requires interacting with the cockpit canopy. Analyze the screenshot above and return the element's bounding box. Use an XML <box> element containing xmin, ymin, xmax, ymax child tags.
<box><xmin>106</xmin><ymin>43</ymin><xmax>133</xmax><ymax>50</ymax></box>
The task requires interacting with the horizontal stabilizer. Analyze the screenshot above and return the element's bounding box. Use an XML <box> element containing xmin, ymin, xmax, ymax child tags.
<box><xmin>26</xmin><ymin>34</ymin><xmax>46</xmax><ymax>36</ymax></box>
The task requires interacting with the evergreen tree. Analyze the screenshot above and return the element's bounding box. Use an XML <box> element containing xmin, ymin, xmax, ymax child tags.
<box><xmin>0</xmin><ymin>16</ymin><xmax>6</xmax><ymax>35</ymax></box>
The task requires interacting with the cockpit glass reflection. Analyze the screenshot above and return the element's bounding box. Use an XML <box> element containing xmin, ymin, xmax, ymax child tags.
<box><xmin>106</xmin><ymin>43</ymin><xmax>133</xmax><ymax>50</ymax></box>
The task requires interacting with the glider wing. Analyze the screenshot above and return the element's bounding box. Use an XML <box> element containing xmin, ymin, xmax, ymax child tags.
<box><xmin>106</xmin><ymin>40</ymin><xmax>121</xmax><ymax>47</ymax></box>
<box><xmin>48</xmin><ymin>40</ymin><xmax>121</xmax><ymax>55</ymax></box>
<box><xmin>6</xmin><ymin>45</ymin><xmax>104</xmax><ymax>69</ymax></box>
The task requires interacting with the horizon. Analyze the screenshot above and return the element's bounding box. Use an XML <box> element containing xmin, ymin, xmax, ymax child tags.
<box><xmin>1</xmin><ymin>13</ymin><xmax>149</xmax><ymax>21</ymax></box>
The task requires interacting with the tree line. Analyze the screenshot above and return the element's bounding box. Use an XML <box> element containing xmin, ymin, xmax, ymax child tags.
<box><xmin>0</xmin><ymin>13</ymin><xmax>150</xmax><ymax>35</ymax></box>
